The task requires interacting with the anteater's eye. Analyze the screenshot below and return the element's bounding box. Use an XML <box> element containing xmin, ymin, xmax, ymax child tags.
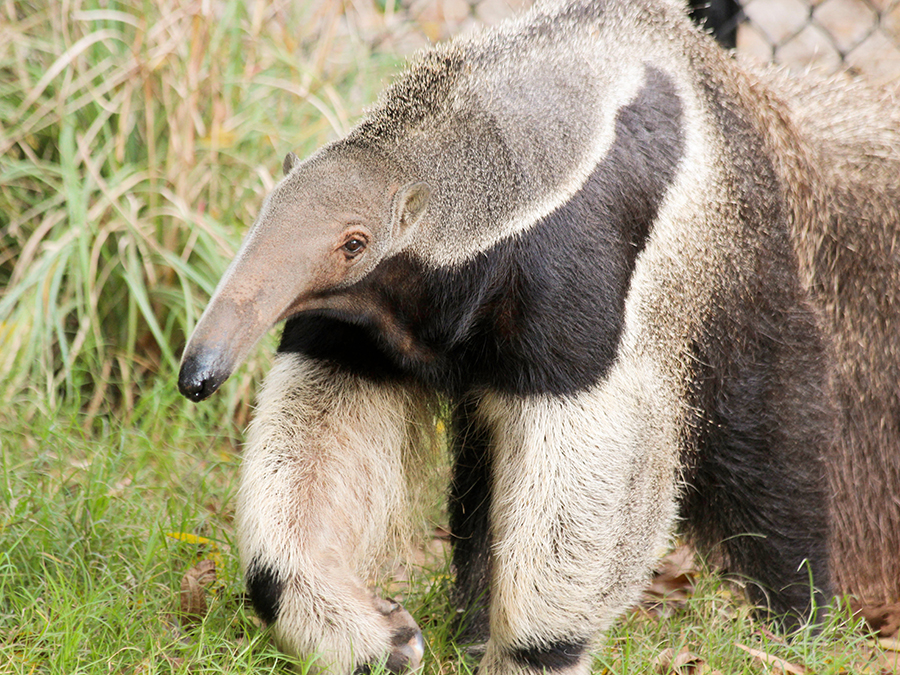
<box><xmin>341</xmin><ymin>237</ymin><xmax>367</xmax><ymax>256</ymax></box>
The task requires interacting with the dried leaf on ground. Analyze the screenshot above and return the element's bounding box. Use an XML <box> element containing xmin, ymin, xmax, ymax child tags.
<box><xmin>735</xmin><ymin>642</ymin><xmax>808</xmax><ymax>674</ymax></box>
<box><xmin>641</xmin><ymin>545</ymin><xmax>698</xmax><ymax>616</ymax></box>
<box><xmin>179</xmin><ymin>559</ymin><xmax>217</xmax><ymax>627</ymax></box>
<box><xmin>655</xmin><ymin>646</ymin><xmax>705</xmax><ymax>674</ymax></box>
<box><xmin>879</xmin><ymin>636</ymin><xmax>900</xmax><ymax>653</ymax></box>
<box><xmin>856</xmin><ymin>601</ymin><xmax>900</xmax><ymax>639</ymax></box>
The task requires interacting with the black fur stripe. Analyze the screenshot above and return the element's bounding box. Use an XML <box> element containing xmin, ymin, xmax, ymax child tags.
<box><xmin>510</xmin><ymin>638</ymin><xmax>588</xmax><ymax>671</ymax></box>
<box><xmin>448</xmin><ymin>397</ymin><xmax>495</xmax><ymax>643</ymax></box>
<box><xmin>278</xmin><ymin>313</ymin><xmax>406</xmax><ymax>384</ymax></box>
<box><xmin>279</xmin><ymin>66</ymin><xmax>684</xmax><ymax>398</ymax></box>
<box><xmin>246</xmin><ymin>558</ymin><xmax>284</xmax><ymax>625</ymax></box>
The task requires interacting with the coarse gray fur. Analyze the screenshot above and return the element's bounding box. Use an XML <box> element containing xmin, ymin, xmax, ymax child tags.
<box><xmin>177</xmin><ymin>0</ymin><xmax>900</xmax><ymax>673</ymax></box>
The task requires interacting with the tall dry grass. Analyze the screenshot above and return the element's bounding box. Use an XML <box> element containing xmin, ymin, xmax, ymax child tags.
<box><xmin>0</xmin><ymin>0</ymin><xmax>401</xmax><ymax>421</ymax></box>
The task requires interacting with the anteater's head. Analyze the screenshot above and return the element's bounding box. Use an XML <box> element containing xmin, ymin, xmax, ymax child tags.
<box><xmin>178</xmin><ymin>148</ymin><xmax>430</xmax><ymax>401</ymax></box>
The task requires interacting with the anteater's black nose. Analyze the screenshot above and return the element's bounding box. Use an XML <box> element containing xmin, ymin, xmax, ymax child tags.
<box><xmin>178</xmin><ymin>351</ymin><xmax>227</xmax><ymax>402</ymax></box>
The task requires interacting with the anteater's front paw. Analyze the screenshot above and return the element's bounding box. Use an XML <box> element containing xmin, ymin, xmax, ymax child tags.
<box><xmin>355</xmin><ymin>599</ymin><xmax>424</xmax><ymax>674</ymax></box>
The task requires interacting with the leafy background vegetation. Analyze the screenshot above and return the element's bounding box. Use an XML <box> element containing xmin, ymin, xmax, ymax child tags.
<box><xmin>1</xmin><ymin>0</ymin><xmax>394</xmax><ymax>421</ymax></box>
<box><xmin>0</xmin><ymin>0</ymin><xmax>895</xmax><ymax>672</ymax></box>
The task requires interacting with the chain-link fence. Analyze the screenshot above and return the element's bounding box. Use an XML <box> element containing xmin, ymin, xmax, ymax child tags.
<box><xmin>738</xmin><ymin>0</ymin><xmax>900</xmax><ymax>83</ymax></box>
<box><xmin>383</xmin><ymin>0</ymin><xmax>900</xmax><ymax>84</ymax></box>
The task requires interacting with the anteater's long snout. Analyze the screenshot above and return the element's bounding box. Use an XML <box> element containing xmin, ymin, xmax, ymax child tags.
<box><xmin>177</xmin><ymin>247</ymin><xmax>310</xmax><ymax>403</ymax></box>
<box><xmin>178</xmin><ymin>292</ymin><xmax>264</xmax><ymax>403</ymax></box>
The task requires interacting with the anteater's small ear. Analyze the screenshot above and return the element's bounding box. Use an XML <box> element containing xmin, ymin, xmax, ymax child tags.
<box><xmin>283</xmin><ymin>152</ymin><xmax>299</xmax><ymax>176</ymax></box>
<box><xmin>393</xmin><ymin>181</ymin><xmax>432</xmax><ymax>239</ymax></box>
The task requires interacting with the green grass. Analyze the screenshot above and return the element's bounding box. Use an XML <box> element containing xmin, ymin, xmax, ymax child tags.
<box><xmin>598</xmin><ymin>583</ymin><xmax>879</xmax><ymax>674</ymax></box>
<box><xmin>0</xmin><ymin>0</ymin><xmax>894</xmax><ymax>672</ymax></box>
<box><xmin>0</xmin><ymin>389</ymin><xmax>290</xmax><ymax>673</ymax></box>
<box><xmin>0</xmin><ymin>391</ymin><xmax>886</xmax><ymax>674</ymax></box>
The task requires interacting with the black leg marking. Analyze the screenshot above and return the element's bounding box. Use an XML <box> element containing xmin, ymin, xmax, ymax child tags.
<box><xmin>246</xmin><ymin>558</ymin><xmax>283</xmax><ymax>625</ymax></box>
<box><xmin>449</xmin><ymin>397</ymin><xmax>494</xmax><ymax>644</ymax></box>
<box><xmin>510</xmin><ymin>639</ymin><xmax>588</xmax><ymax>671</ymax></box>
<box><xmin>681</xmin><ymin>300</ymin><xmax>834</xmax><ymax>624</ymax></box>
<box><xmin>679</xmin><ymin>74</ymin><xmax>834</xmax><ymax>626</ymax></box>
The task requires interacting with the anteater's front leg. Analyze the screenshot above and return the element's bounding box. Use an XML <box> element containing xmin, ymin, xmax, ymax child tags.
<box><xmin>236</xmin><ymin>353</ymin><xmax>432</xmax><ymax>673</ymax></box>
<box><xmin>475</xmin><ymin>383</ymin><xmax>680</xmax><ymax>675</ymax></box>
